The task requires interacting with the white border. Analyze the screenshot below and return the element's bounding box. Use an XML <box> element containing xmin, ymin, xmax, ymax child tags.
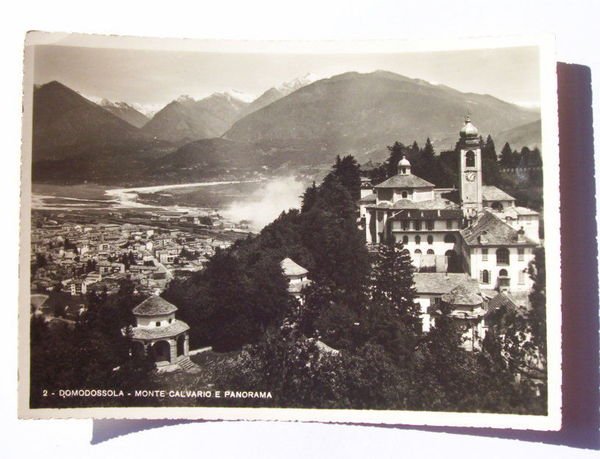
<box><xmin>18</xmin><ymin>32</ymin><xmax>561</xmax><ymax>430</ymax></box>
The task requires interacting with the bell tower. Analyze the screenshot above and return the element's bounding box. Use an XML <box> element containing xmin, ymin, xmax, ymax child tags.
<box><xmin>458</xmin><ymin>117</ymin><xmax>482</xmax><ymax>217</ymax></box>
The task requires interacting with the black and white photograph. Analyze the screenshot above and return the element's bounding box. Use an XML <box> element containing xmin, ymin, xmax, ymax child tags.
<box><xmin>19</xmin><ymin>33</ymin><xmax>561</xmax><ymax>427</ymax></box>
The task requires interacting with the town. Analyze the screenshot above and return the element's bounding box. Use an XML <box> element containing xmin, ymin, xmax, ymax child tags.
<box><xmin>30</xmin><ymin>207</ymin><xmax>251</xmax><ymax>321</ymax></box>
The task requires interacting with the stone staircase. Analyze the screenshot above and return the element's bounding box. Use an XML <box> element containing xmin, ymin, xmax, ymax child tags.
<box><xmin>178</xmin><ymin>356</ymin><xmax>201</xmax><ymax>373</ymax></box>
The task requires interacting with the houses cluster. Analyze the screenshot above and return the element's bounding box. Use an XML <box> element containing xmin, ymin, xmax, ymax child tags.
<box><xmin>30</xmin><ymin>219</ymin><xmax>234</xmax><ymax>298</ymax></box>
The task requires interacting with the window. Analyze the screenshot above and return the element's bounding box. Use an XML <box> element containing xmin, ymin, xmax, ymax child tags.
<box><xmin>427</xmin><ymin>235</ymin><xmax>433</xmax><ymax>245</ymax></box>
<box><xmin>518</xmin><ymin>270</ymin><xmax>525</xmax><ymax>285</ymax></box>
<box><xmin>414</xmin><ymin>220</ymin><xmax>422</xmax><ymax>231</ymax></box>
<box><xmin>427</xmin><ymin>249</ymin><xmax>435</xmax><ymax>255</ymax></box>
<box><xmin>402</xmin><ymin>235</ymin><xmax>409</xmax><ymax>245</ymax></box>
<box><xmin>481</xmin><ymin>269</ymin><xmax>490</xmax><ymax>284</ymax></box>
<box><xmin>482</xmin><ymin>248</ymin><xmax>488</xmax><ymax>261</ymax></box>
<box><xmin>444</xmin><ymin>233</ymin><xmax>456</xmax><ymax>244</ymax></box>
<box><xmin>518</xmin><ymin>248</ymin><xmax>525</xmax><ymax>261</ymax></box>
<box><xmin>155</xmin><ymin>321</ymin><xmax>161</xmax><ymax>327</ymax></box>
<box><xmin>466</xmin><ymin>150</ymin><xmax>475</xmax><ymax>167</ymax></box>
<box><xmin>401</xmin><ymin>220</ymin><xmax>410</xmax><ymax>231</ymax></box>
<box><xmin>415</xmin><ymin>235</ymin><xmax>421</xmax><ymax>245</ymax></box>
<box><xmin>496</xmin><ymin>248</ymin><xmax>510</xmax><ymax>265</ymax></box>
<box><xmin>426</xmin><ymin>220</ymin><xmax>434</xmax><ymax>230</ymax></box>
<box><xmin>377</xmin><ymin>211</ymin><xmax>384</xmax><ymax>221</ymax></box>
<box><xmin>169</xmin><ymin>318</ymin><xmax>173</xmax><ymax>324</ymax></box>
<box><xmin>401</xmin><ymin>191</ymin><xmax>408</xmax><ymax>199</ymax></box>
<box><xmin>414</xmin><ymin>249</ymin><xmax>422</xmax><ymax>255</ymax></box>
<box><xmin>446</xmin><ymin>219</ymin><xmax>453</xmax><ymax>229</ymax></box>
<box><xmin>401</xmin><ymin>167</ymin><xmax>406</xmax><ymax>174</ymax></box>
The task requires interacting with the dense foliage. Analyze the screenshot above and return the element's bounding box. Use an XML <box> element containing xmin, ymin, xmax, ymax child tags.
<box><xmin>30</xmin><ymin>280</ymin><xmax>156</xmax><ymax>408</ymax></box>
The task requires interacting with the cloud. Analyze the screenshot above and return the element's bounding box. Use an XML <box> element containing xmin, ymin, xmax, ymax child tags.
<box><xmin>222</xmin><ymin>177</ymin><xmax>306</xmax><ymax>232</ymax></box>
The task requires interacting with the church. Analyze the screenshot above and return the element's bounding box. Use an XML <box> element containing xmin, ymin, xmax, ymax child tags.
<box><xmin>358</xmin><ymin>118</ymin><xmax>541</xmax><ymax>349</ymax></box>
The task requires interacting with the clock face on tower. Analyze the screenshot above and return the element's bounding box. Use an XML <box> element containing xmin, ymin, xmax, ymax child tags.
<box><xmin>465</xmin><ymin>171</ymin><xmax>477</xmax><ymax>182</ymax></box>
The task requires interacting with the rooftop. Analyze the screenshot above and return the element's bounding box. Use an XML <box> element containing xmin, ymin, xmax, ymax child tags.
<box><xmin>485</xmin><ymin>291</ymin><xmax>520</xmax><ymax>318</ymax></box>
<box><xmin>374</xmin><ymin>173</ymin><xmax>435</xmax><ymax>190</ymax></box>
<box><xmin>461</xmin><ymin>211</ymin><xmax>537</xmax><ymax>247</ymax></box>
<box><xmin>441</xmin><ymin>282</ymin><xmax>483</xmax><ymax>306</ymax></box>
<box><xmin>369</xmin><ymin>196</ymin><xmax>460</xmax><ymax>211</ymax></box>
<box><xmin>482</xmin><ymin>185</ymin><xmax>516</xmax><ymax>202</ymax></box>
<box><xmin>358</xmin><ymin>192</ymin><xmax>377</xmax><ymax>204</ymax></box>
<box><xmin>413</xmin><ymin>272</ymin><xmax>475</xmax><ymax>295</ymax></box>
<box><xmin>132</xmin><ymin>296</ymin><xmax>178</xmax><ymax>316</ymax></box>
<box><xmin>281</xmin><ymin>257</ymin><xmax>308</xmax><ymax>277</ymax></box>
<box><xmin>130</xmin><ymin>320</ymin><xmax>189</xmax><ymax>340</ymax></box>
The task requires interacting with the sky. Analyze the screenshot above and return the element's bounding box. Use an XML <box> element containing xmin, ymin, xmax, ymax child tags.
<box><xmin>33</xmin><ymin>44</ymin><xmax>540</xmax><ymax>112</ymax></box>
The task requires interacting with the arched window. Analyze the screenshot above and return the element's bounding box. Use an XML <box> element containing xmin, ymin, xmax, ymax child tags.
<box><xmin>401</xmin><ymin>191</ymin><xmax>408</xmax><ymax>199</ymax></box>
<box><xmin>414</xmin><ymin>249</ymin><xmax>422</xmax><ymax>255</ymax></box>
<box><xmin>496</xmin><ymin>248</ymin><xmax>510</xmax><ymax>265</ymax></box>
<box><xmin>499</xmin><ymin>268</ymin><xmax>508</xmax><ymax>277</ymax></box>
<box><xmin>444</xmin><ymin>233</ymin><xmax>456</xmax><ymax>244</ymax></box>
<box><xmin>427</xmin><ymin>235</ymin><xmax>433</xmax><ymax>244</ymax></box>
<box><xmin>482</xmin><ymin>269</ymin><xmax>490</xmax><ymax>284</ymax></box>
<box><xmin>426</xmin><ymin>249</ymin><xmax>434</xmax><ymax>255</ymax></box>
<box><xmin>466</xmin><ymin>150</ymin><xmax>475</xmax><ymax>167</ymax></box>
<box><xmin>401</xmin><ymin>167</ymin><xmax>406</xmax><ymax>174</ymax></box>
<box><xmin>415</xmin><ymin>235</ymin><xmax>421</xmax><ymax>245</ymax></box>
<box><xmin>402</xmin><ymin>235</ymin><xmax>409</xmax><ymax>244</ymax></box>
<box><xmin>491</xmin><ymin>201</ymin><xmax>504</xmax><ymax>211</ymax></box>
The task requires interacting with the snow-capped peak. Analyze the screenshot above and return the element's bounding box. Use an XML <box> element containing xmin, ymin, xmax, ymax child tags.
<box><xmin>176</xmin><ymin>94</ymin><xmax>196</xmax><ymax>104</ymax></box>
<box><xmin>277</xmin><ymin>72</ymin><xmax>319</xmax><ymax>93</ymax></box>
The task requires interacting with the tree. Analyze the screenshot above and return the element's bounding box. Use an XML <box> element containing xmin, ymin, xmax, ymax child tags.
<box><xmin>499</xmin><ymin>142</ymin><xmax>515</xmax><ymax>168</ymax></box>
<box><xmin>369</xmin><ymin>241</ymin><xmax>420</xmax><ymax>333</ymax></box>
<box><xmin>301</xmin><ymin>181</ymin><xmax>318</xmax><ymax>213</ymax></box>
<box><xmin>482</xmin><ymin>134</ymin><xmax>500</xmax><ymax>185</ymax></box>
<box><xmin>330</xmin><ymin>155</ymin><xmax>362</xmax><ymax>201</ymax></box>
<box><xmin>385</xmin><ymin>141</ymin><xmax>406</xmax><ymax>178</ymax></box>
<box><xmin>363</xmin><ymin>241</ymin><xmax>421</xmax><ymax>363</ymax></box>
<box><xmin>528</xmin><ymin>247</ymin><xmax>546</xmax><ymax>355</ymax></box>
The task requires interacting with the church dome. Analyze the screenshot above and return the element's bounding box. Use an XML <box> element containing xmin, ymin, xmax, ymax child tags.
<box><xmin>398</xmin><ymin>156</ymin><xmax>411</xmax><ymax>167</ymax></box>
<box><xmin>460</xmin><ymin>117</ymin><xmax>479</xmax><ymax>138</ymax></box>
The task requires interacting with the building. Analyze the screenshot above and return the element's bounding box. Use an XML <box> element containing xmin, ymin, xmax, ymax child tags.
<box><xmin>361</xmin><ymin>117</ymin><xmax>540</xmax><ymax>294</ymax></box>
<box><xmin>281</xmin><ymin>257</ymin><xmax>312</xmax><ymax>303</ymax></box>
<box><xmin>128</xmin><ymin>296</ymin><xmax>191</xmax><ymax>370</ymax></box>
<box><xmin>361</xmin><ymin>118</ymin><xmax>541</xmax><ymax>348</ymax></box>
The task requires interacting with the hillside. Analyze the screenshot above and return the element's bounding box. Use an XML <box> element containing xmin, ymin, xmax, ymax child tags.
<box><xmin>142</xmin><ymin>93</ymin><xmax>249</xmax><ymax>143</ymax></box>
<box><xmin>240</xmin><ymin>73</ymin><xmax>318</xmax><ymax>117</ymax></box>
<box><xmin>495</xmin><ymin>119</ymin><xmax>542</xmax><ymax>150</ymax></box>
<box><xmin>148</xmin><ymin>138</ymin><xmax>271</xmax><ymax>182</ymax></box>
<box><xmin>225</xmin><ymin>71</ymin><xmax>540</xmax><ymax>163</ymax></box>
<box><xmin>32</xmin><ymin>81</ymin><xmax>147</xmax><ymax>162</ymax></box>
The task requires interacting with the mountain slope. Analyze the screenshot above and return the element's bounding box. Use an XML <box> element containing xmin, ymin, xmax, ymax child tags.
<box><xmin>495</xmin><ymin>119</ymin><xmax>541</xmax><ymax>150</ymax></box>
<box><xmin>32</xmin><ymin>81</ymin><xmax>146</xmax><ymax>161</ymax></box>
<box><xmin>225</xmin><ymin>71</ymin><xmax>540</xmax><ymax>161</ymax></box>
<box><xmin>142</xmin><ymin>93</ymin><xmax>249</xmax><ymax>143</ymax></box>
<box><xmin>241</xmin><ymin>73</ymin><xmax>317</xmax><ymax>117</ymax></box>
<box><xmin>99</xmin><ymin>99</ymin><xmax>149</xmax><ymax>128</ymax></box>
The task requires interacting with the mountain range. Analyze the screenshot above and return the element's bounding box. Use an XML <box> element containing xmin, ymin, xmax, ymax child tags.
<box><xmin>98</xmin><ymin>99</ymin><xmax>149</xmax><ymax>128</ymax></box>
<box><xmin>31</xmin><ymin>72</ymin><xmax>542</xmax><ymax>184</ymax></box>
<box><xmin>224</xmin><ymin>71</ymin><xmax>540</xmax><ymax>161</ymax></box>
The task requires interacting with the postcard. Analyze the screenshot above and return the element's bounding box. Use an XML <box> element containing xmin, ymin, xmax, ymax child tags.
<box><xmin>19</xmin><ymin>32</ymin><xmax>560</xmax><ymax>429</ymax></box>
